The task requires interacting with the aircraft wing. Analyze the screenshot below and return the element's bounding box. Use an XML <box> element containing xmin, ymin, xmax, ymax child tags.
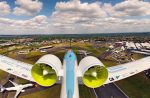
<box><xmin>9</xmin><ymin>80</ymin><xmax>18</xmax><ymax>86</ymax></box>
<box><xmin>104</xmin><ymin>56</ymin><xmax>150</xmax><ymax>84</ymax></box>
<box><xmin>0</xmin><ymin>55</ymin><xmax>34</xmax><ymax>82</ymax></box>
<box><xmin>14</xmin><ymin>88</ymin><xmax>22</xmax><ymax>98</ymax></box>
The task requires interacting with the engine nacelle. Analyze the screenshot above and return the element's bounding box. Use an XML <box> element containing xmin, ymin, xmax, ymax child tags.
<box><xmin>31</xmin><ymin>54</ymin><xmax>62</xmax><ymax>87</ymax></box>
<box><xmin>79</xmin><ymin>56</ymin><xmax>108</xmax><ymax>88</ymax></box>
<box><xmin>145</xmin><ymin>69</ymin><xmax>150</xmax><ymax>79</ymax></box>
<box><xmin>21</xmin><ymin>90</ymin><xmax>25</xmax><ymax>92</ymax></box>
<box><xmin>0</xmin><ymin>86</ymin><xmax>5</xmax><ymax>92</ymax></box>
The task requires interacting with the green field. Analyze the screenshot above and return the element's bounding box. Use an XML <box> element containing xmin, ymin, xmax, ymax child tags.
<box><xmin>79</xmin><ymin>85</ymin><xmax>96</xmax><ymax>98</ymax></box>
<box><xmin>17</xmin><ymin>85</ymin><xmax>96</xmax><ymax>98</ymax></box>
<box><xmin>0</xmin><ymin>70</ymin><xmax>8</xmax><ymax>82</ymax></box>
<box><xmin>116</xmin><ymin>53</ymin><xmax>150</xmax><ymax>98</ymax></box>
<box><xmin>116</xmin><ymin>73</ymin><xmax>150</xmax><ymax>98</ymax></box>
<box><xmin>19</xmin><ymin>85</ymin><xmax>61</xmax><ymax>98</ymax></box>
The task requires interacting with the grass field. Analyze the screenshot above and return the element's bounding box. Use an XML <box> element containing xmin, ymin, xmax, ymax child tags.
<box><xmin>79</xmin><ymin>85</ymin><xmax>96</xmax><ymax>98</ymax></box>
<box><xmin>16</xmin><ymin>85</ymin><xmax>96</xmax><ymax>98</ymax></box>
<box><xmin>0</xmin><ymin>70</ymin><xmax>8</xmax><ymax>81</ymax></box>
<box><xmin>115</xmin><ymin>53</ymin><xmax>150</xmax><ymax>98</ymax></box>
<box><xmin>116</xmin><ymin>73</ymin><xmax>150</xmax><ymax>98</ymax></box>
<box><xmin>18</xmin><ymin>85</ymin><xmax>61</xmax><ymax>98</ymax></box>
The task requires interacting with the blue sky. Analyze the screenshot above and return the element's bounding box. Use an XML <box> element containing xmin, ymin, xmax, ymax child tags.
<box><xmin>4</xmin><ymin>0</ymin><xmax>124</xmax><ymax>19</ymax></box>
<box><xmin>0</xmin><ymin>0</ymin><xmax>150</xmax><ymax>35</ymax></box>
<box><xmin>2</xmin><ymin>0</ymin><xmax>55</xmax><ymax>19</ymax></box>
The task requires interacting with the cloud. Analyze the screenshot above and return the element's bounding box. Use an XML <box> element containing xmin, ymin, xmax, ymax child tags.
<box><xmin>0</xmin><ymin>15</ymin><xmax>48</xmax><ymax>34</ymax></box>
<box><xmin>1</xmin><ymin>0</ymin><xmax>150</xmax><ymax>34</ymax></box>
<box><xmin>0</xmin><ymin>1</ymin><xmax>10</xmax><ymax>16</ymax></box>
<box><xmin>113</xmin><ymin>0</ymin><xmax>150</xmax><ymax>17</ymax></box>
<box><xmin>48</xmin><ymin>0</ymin><xmax>150</xmax><ymax>34</ymax></box>
<box><xmin>0</xmin><ymin>15</ymin><xmax>47</xmax><ymax>27</ymax></box>
<box><xmin>49</xmin><ymin>0</ymin><xmax>108</xmax><ymax>33</ymax></box>
<box><xmin>55</xmin><ymin>0</ymin><xmax>107</xmax><ymax>18</ymax></box>
<box><xmin>13</xmin><ymin>0</ymin><xmax>43</xmax><ymax>16</ymax></box>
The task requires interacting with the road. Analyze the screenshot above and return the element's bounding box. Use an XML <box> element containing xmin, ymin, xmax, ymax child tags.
<box><xmin>94</xmin><ymin>83</ymin><xmax>129</xmax><ymax>98</ymax></box>
<box><xmin>98</xmin><ymin>50</ymin><xmax>113</xmax><ymax>59</ymax></box>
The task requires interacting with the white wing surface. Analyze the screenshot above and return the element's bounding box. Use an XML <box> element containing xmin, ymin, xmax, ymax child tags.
<box><xmin>9</xmin><ymin>80</ymin><xmax>18</xmax><ymax>86</ymax></box>
<box><xmin>0</xmin><ymin>55</ymin><xmax>34</xmax><ymax>81</ymax></box>
<box><xmin>105</xmin><ymin>56</ymin><xmax>150</xmax><ymax>84</ymax></box>
<box><xmin>14</xmin><ymin>89</ymin><xmax>22</xmax><ymax>98</ymax></box>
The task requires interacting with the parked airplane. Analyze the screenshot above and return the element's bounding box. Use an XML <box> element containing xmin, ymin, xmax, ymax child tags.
<box><xmin>78</xmin><ymin>50</ymin><xmax>91</xmax><ymax>56</ymax></box>
<box><xmin>0</xmin><ymin>80</ymin><xmax>33</xmax><ymax>98</ymax></box>
<box><xmin>0</xmin><ymin>50</ymin><xmax>150</xmax><ymax>98</ymax></box>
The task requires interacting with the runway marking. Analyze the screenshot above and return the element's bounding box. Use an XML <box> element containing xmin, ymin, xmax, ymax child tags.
<box><xmin>93</xmin><ymin>83</ymin><xmax>129</xmax><ymax>98</ymax></box>
<box><xmin>93</xmin><ymin>88</ymin><xmax>98</xmax><ymax>98</ymax></box>
<box><xmin>113</xmin><ymin>83</ymin><xmax>129</xmax><ymax>98</ymax></box>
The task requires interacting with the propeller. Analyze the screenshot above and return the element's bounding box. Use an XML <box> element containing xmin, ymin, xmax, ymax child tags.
<box><xmin>83</xmin><ymin>65</ymin><xmax>108</xmax><ymax>88</ymax></box>
<box><xmin>84</xmin><ymin>66</ymin><xmax>103</xmax><ymax>78</ymax></box>
<box><xmin>41</xmin><ymin>64</ymin><xmax>56</xmax><ymax>76</ymax></box>
<box><xmin>31</xmin><ymin>63</ymin><xmax>57</xmax><ymax>86</ymax></box>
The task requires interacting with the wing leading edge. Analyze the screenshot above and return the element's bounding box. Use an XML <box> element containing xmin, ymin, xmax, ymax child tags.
<box><xmin>105</xmin><ymin>56</ymin><xmax>150</xmax><ymax>84</ymax></box>
<box><xmin>0</xmin><ymin>55</ymin><xmax>34</xmax><ymax>81</ymax></box>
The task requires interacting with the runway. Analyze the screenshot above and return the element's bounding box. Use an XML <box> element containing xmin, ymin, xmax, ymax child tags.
<box><xmin>94</xmin><ymin>83</ymin><xmax>129</xmax><ymax>98</ymax></box>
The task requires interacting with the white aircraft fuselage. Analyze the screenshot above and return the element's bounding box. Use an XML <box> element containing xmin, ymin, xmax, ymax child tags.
<box><xmin>5</xmin><ymin>84</ymin><xmax>33</xmax><ymax>91</ymax></box>
<box><xmin>60</xmin><ymin>50</ymin><xmax>79</xmax><ymax>98</ymax></box>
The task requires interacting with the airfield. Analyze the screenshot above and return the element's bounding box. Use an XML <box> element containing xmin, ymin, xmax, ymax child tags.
<box><xmin>0</xmin><ymin>40</ymin><xmax>150</xmax><ymax>98</ymax></box>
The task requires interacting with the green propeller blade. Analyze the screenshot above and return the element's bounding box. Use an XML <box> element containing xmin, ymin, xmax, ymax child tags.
<box><xmin>31</xmin><ymin>63</ymin><xmax>57</xmax><ymax>87</ymax></box>
<box><xmin>83</xmin><ymin>65</ymin><xmax>108</xmax><ymax>88</ymax></box>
